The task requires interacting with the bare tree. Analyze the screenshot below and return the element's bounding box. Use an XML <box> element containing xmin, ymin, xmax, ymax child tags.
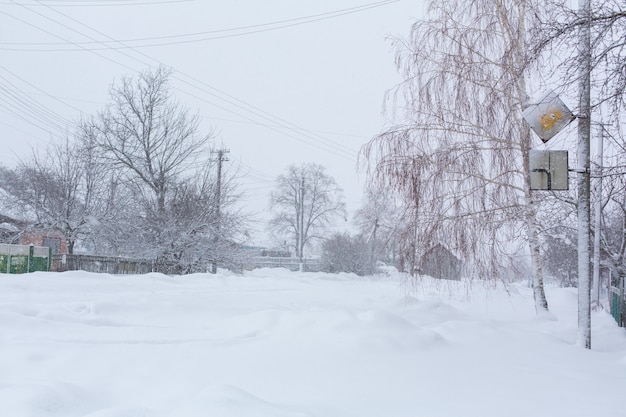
<box><xmin>152</xmin><ymin>160</ymin><xmax>248</xmax><ymax>274</ymax></box>
<box><xmin>0</xmin><ymin>136</ymin><xmax>108</xmax><ymax>253</ymax></box>
<box><xmin>532</xmin><ymin>130</ymin><xmax>626</xmax><ymax>288</ymax></box>
<box><xmin>82</xmin><ymin>159</ymin><xmax>140</xmax><ymax>257</ymax></box>
<box><xmin>353</xmin><ymin>186</ymin><xmax>403</xmax><ymax>266</ymax></box>
<box><xmin>320</xmin><ymin>232</ymin><xmax>374</xmax><ymax>276</ymax></box>
<box><xmin>531</xmin><ymin>0</ymin><xmax>625</xmax><ymax>118</ymax></box>
<box><xmin>363</xmin><ymin>0</ymin><xmax>550</xmax><ymax>311</ymax></box>
<box><xmin>596</xmin><ymin>141</ymin><xmax>626</xmax><ymax>288</ymax></box>
<box><xmin>87</xmin><ymin>67</ymin><xmax>211</xmax><ymax>217</ymax></box>
<box><xmin>269</xmin><ymin>163</ymin><xmax>346</xmax><ymax>266</ymax></box>
<box><xmin>79</xmin><ymin>154</ymin><xmax>247</xmax><ymax>273</ymax></box>
<box><xmin>84</xmin><ymin>67</ymin><xmax>215</xmax><ymax>269</ymax></box>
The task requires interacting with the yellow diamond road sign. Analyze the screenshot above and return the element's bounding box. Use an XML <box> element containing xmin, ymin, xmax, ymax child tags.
<box><xmin>523</xmin><ymin>92</ymin><xmax>575</xmax><ymax>143</ymax></box>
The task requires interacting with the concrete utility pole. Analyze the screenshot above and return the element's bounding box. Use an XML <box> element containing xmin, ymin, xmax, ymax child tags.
<box><xmin>592</xmin><ymin>126</ymin><xmax>604</xmax><ymax>309</ymax></box>
<box><xmin>298</xmin><ymin>176</ymin><xmax>305</xmax><ymax>272</ymax></box>
<box><xmin>214</xmin><ymin>149</ymin><xmax>229</xmax><ymax>220</ymax></box>
<box><xmin>211</xmin><ymin>148</ymin><xmax>229</xmax><ymax>274</ymax></box>
<box><xmin>577</xmin><ymin>0</ymin><xmax>592</xmax><ymax>349</ymax></box>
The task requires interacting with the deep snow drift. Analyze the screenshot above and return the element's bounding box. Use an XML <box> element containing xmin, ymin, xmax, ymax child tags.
<box><xmin>0</xmin><ymin>268</ymin><xmax>624</xmax><ymax>417</ymax></box>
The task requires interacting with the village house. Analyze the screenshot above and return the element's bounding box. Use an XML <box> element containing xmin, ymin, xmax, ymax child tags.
<box><xmin>419</xmin><ymin>243</ymin><xmax>463</xmax><ymax>281</ymax></box>
<box><xmin>20</xmin><ymin>228</ymin><xmax>68</xmax><ymax>255</ymax></box>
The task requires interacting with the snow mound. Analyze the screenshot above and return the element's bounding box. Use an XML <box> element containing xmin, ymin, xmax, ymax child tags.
<box><xmin>169</xmin><ymin>385</ymin><xmax>311</xmax><ymax>417</ymax></box>
<box><xmin>0</xmin><ymin>382</ymin><xmax>98</xmax><ymax>417</ymax></box>
<box><xmin>348</xmin><ymin>310</ymin><xmax>446</xmax><ymax>351</ymax></box>
<box><xmin>83</xmin><ymin>407</ymin><xmax>159</xmax><ymax>417</ymax></box>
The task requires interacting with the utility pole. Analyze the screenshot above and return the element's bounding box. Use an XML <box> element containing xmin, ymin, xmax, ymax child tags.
<box><xmin>577</xmin><ymin>0</ymin><xmax>592</xmax><ymax>349</ymax></box>
<box><xmin>210</xmin><ymin>148</ymin><xmax>229</xmax><ymax>274</ymax></box>
<box><xmin>369</xmin><ymin>218</ymin><xmax>379</xmax><ymax>266</ymax></box>
<box><xmin>592</xmin><ymin>126</ymin><xmax>604</xmax><ymax>309</ymax></box>
<box><xmin>298</xmin><ymin>176</ymin><xmax>305</xmax><ymax>272</ymax></box>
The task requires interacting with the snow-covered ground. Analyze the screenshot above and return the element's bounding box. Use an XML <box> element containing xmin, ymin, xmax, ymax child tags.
<box><xmin>0</xmin><ymin>268</ymin><xmax>624</xmax><ymax>417</ymax></box>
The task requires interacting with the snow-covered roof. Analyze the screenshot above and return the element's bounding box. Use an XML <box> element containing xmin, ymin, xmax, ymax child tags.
<box><xmin>0</xmin><ymin>222</ymin><xmax>19</xmax><ymax>232</ymax></box>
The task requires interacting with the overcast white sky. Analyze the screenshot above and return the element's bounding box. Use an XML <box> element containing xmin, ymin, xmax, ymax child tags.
<box><xmin>0</xmin><ymin>0</ymin><xmax>424</xmax><ymax>246</ymax></box>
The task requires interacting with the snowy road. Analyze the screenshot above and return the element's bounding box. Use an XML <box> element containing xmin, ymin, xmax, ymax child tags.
<box><xmin>1</xmin><ymin>269</ymin><xmax>625</xmax><ymax>417</ymax></box>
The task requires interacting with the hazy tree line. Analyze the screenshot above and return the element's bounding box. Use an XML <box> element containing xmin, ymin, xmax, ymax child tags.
<box><xmin>0</xmin><ymin>68</ymin><xmax>248</xmax><ymax>274</ymax></box>
<box><xmin>0</xmin><ymin>67</ymin><xmax>357</xmax><ymax>274</ymax></box>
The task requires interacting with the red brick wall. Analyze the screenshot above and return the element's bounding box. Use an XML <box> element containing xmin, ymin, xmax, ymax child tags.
<box><xmin>21</xmin><ymin>231</ymin><xmax>68</xmax><ymax>254</ymax></box>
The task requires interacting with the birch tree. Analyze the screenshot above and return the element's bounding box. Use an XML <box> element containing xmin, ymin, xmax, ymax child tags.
<box><xmin>363</xmin><ymin>0</ymin><xmax>550</xmax><ymax>311</ymax></box>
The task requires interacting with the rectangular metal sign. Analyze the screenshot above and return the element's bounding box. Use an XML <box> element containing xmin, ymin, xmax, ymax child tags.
<box><xmin>529</xmin><ymin>150</ymin><xmax>569</xmax><ymax>191</ymax></box>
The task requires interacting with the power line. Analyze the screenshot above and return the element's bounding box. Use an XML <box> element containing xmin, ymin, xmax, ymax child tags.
<box><xmin>235</xmin><ymin>161</ymin><xmax>276</xmax><ymax>183</ymax></box>
<box><xmin>200</xmin><ymin>115</ymin><xmax>371</xmax><ymax>139</ymax></box>
<box><xmin>24</xmin><ymin>91</ymin><xmax>105</xmax><ymax>105</ymax></box>
<box><xmin>0</xmin><ymin>65</ymin><xmax>84</xmax><ymax>114</ymax></box>
<box><xmin>0</xmin><ymin>7</ymin><xmax>145</xmax><ymax>146</ymax></box>
<box><xmin>171</xmin><ymin>79</ymin><xmax>358</xmax><ymax>161</ymax></box>
<box><xmin>0</xmin><ymin>118</ymin><xmax>42</xmax><ymax>138</ymax></box>
<box><xmin>0</xmin><ymin>0</ymin><xmax>194</xmax><ymax>6</ymax></box>
<box><xmin>9</xmin><ymin>0</ymin><xmax>362</xmax><ymax>161</ymax></box>
<box><xmin>0</xmin><ymin>1</ymin><xmax>398</xmax><ymax>50</ymax></box>
<box><xmin>0</xmin><ymin>99</ymin><xmax>63</xmax><ymax>135</ymax></box>
<box><xmin>0</xmin><ymin>8</ymin><xmax>139</xmax><ymax>74</ymax></box>
<box><xmin>0</xmin><ymin>71</ymin><xmax>74</xmax><ymax>133</ymax></box>
<box><xmin>1</xmin><ymin>0</ymin><xmax>381</xmax><ymax>181</ymax></box>
<box><xmin>0</xmin><ymin>83</ymin><xmax>68</xmax><ymax>128</ymax></box>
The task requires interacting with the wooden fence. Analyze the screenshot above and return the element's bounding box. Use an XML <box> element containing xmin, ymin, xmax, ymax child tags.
<box><xmin>51</xmin><ymin>254</ymin><xmax>155</xmax><ymax>275</ymax></box>
<box><xmin>50</xmin><ymin>254</ymin><xmax>322</xmax><ymax>275</ymax></box>
<box><xmin>0</xmin><ymin>246</ymin><xmax>330</xmax><ymax>276</ymax></box>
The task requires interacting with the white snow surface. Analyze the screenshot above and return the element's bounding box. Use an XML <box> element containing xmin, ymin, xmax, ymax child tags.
<box><xmin>1</xmin><ymin>269</ymin><xmax>624</xmax><ymax>417</ymax></box>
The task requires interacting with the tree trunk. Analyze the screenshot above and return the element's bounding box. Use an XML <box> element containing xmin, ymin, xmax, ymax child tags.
<box><xmin>526</xmin><ymin>197</ymin><xmax>549</xmax><ymax>312</ymax></box>
<box><xmin>577</xmin><ymin>0</ymin><xmax>592</xmax><ymax>349</ymax></box>
<box><xmin>517</xmin><ymin>44</ymin><xmax>548</xmax><ymax>313</ymax></box>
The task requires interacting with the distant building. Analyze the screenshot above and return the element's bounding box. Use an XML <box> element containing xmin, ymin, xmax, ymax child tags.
<box><xmin>260</xmin><ymin>248</ymin><xmax>291</xmax><ymax>258</ymax></box>
<box><xmin>419</xmin><ymin>243</ymin><xmax>462</xmax><ymax>280</ymax></box>
<box><xmin>21</xmin><ymin>229</ymin><xmax>68</xmax><ymax>254</ymax></box>
<box><xmin>0</xmin><ymin>214</ymin><xmax>25</xmax><ymax>244</ymax></box>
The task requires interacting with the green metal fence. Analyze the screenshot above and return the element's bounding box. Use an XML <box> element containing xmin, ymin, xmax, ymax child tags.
<box><xmin>610</xmin><ymin>276</ymin><xmax>625</xmax><ymax>327</ymax></box>
<box><xmin>0</xmin><ymin>244</ymin><xmax>52</xmax><ymax>274</ymax></box>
